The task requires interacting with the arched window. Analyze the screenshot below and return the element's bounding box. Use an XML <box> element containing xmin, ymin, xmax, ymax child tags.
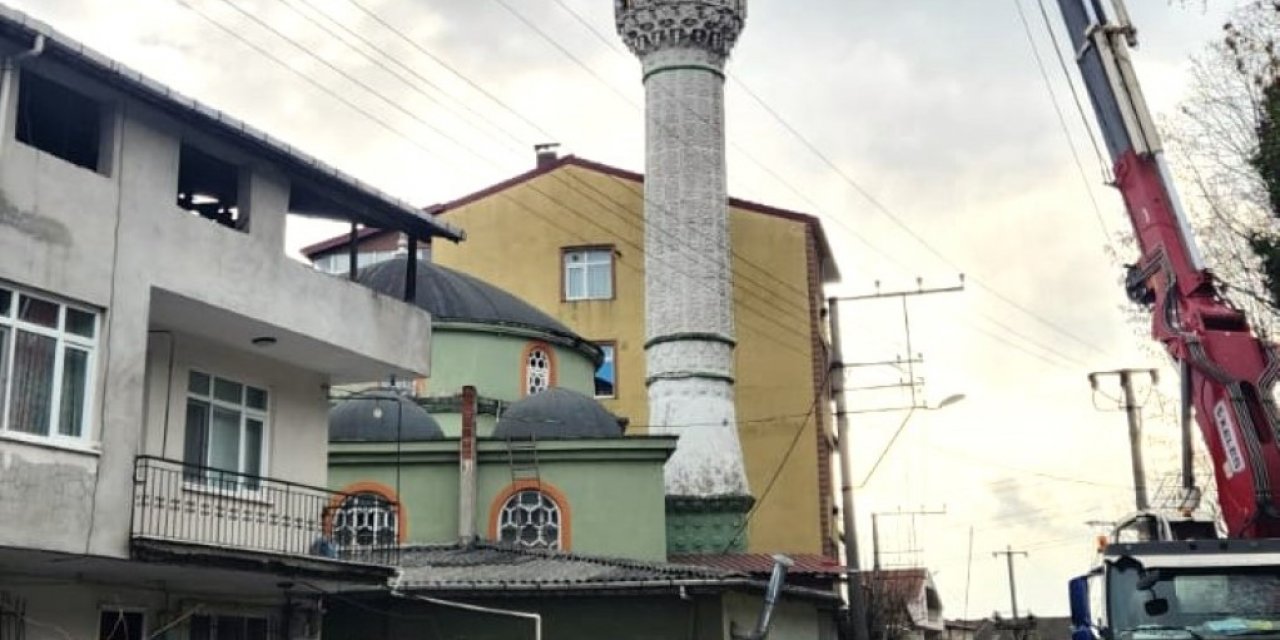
<box><xmin>498</xmin><ymin>489</ymin><xmax>562</xmax><ymax>549</ymax></box>
<box><xmin>488</xmin><ymin>481</ymin><xmax>571</xmax><ymax>550</ymax></box>
<box><xmin>522</xmin><ymin>342</ymin><xmax>556</xmax><ymax>396</ymax></box>
<box><xmin>331</xmin><ymin>490</ymin><xmax>400</xmax><ymax>550</ymax></box>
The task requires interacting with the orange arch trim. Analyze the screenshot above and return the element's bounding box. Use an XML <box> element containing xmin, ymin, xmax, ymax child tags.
<box><xmin>326</xmin><ymin>480</ymin><xmax>408</xmax><ymax>543</ymax></box>
<box><xmin>487</xmin><ymin>479</ymin><xmax>572</xmax><ymax>550</ymax></box>
<box><xmin>520</xmin><ymin>341</ymin><xmax>558</xmax><ymax>397</ymax></box>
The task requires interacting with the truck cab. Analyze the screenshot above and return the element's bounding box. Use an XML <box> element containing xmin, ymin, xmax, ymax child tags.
<box><xmin>1071</xmin><ymin>539</ymin><xmax>1280</xmax><ymax>640</ymax></box>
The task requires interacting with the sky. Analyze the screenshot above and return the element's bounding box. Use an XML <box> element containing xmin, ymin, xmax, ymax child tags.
<box><xmin>10</xmin><ymin>0</ymin><xmax>1255</xmax><ymax>619</ymax></box>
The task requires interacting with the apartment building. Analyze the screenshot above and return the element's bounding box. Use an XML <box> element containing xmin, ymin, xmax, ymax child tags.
<box><xmin>0</xmin><ymin>6</ymin><xmax>461</xmax><ymax>638</ymax></box>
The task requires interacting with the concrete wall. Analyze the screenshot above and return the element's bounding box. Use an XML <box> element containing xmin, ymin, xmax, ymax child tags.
<box><xmin>0</xmin><ymin>57</ymin><xmax>433</xmax><ymax>559</ymax></box>
<box><xmin>1</xmin><ymin>580</ymin><xmax>288</xmax><ymax>640</ymax></box>
<box><xmin>328</xmin><ymin>439</ymin><xmax>672</xmax><ymax>560</ymax></box>
<box><xmin>431</xmin><ymin>163</ymin><xmax>831</xmax><ymax>554</ymax></box>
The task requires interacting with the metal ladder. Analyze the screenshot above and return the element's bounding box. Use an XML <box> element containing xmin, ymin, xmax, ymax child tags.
<box><xmin>505</xmin><ymin>435</ymin><xmax>541</xmax><ymax>487</ymax></box>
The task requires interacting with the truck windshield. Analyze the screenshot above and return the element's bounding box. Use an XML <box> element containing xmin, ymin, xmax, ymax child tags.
<box><xmin>1110</xmin><ymin>564</ymin><xmax>1280</xmax><ymax>639</ymax></box>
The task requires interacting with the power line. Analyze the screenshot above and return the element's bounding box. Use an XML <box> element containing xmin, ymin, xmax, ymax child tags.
<box><xmin>534</xmin><ymin>0</ymin><xmax>1116</xmax><ymax>369</ymax></box>
<box><xmin>178</xmin><ymin>0</ymin><xmax>822</xmax><ymax>357</ymax></box>
<box><xmin>1013</xmin><ymin>0</ymin><xmax>1114</xmax><ymax>247</ymax></box>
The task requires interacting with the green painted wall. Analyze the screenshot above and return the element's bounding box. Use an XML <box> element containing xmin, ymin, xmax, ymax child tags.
<box><xmin>325</xmin><ymin>594</ymin><xmax>726</xmax><ymax>640</ymax></box>
<box><xmin>423</xmin><ymin>328</ymin><xmax>597</xmax><ymax>403</ymax></box>
<box><xmin>329</xmin><ymin>438</ymin><xmax>675</xmax><ymax>561</ymax></box>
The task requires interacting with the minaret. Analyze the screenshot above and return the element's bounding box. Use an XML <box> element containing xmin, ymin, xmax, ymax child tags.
<box><xmin>616</xmin><ymin>0</ymin><xmax>752</xmax><ymax>551</ymax></box>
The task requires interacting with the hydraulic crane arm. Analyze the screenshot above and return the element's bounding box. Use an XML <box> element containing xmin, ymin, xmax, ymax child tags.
<box><xmin>1057</xmin><ymin>0</ymin><xmax>1280</xmax><ymax>537</ymax></box>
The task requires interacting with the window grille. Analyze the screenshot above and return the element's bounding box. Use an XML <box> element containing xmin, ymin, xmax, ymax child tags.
<box><xmin>331</xmin><ymin>492</ymin><xmax>399</xmax><ymax>549</ymax></box>
<box><xmin>498</xmin><ymin>489</ymin><xmax>562</xmax><ymax>549</ymax></box>
<box><xmin>525</xmin><ymin>347</ymin><xmax>552</xmax><ymax>396</ymax></box>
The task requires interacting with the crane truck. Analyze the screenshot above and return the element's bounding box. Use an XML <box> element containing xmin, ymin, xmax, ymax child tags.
<box><xmin>1052</xmin><ymin>1</ymin><xmax>1280</xmax><ymax>638</ymax></box>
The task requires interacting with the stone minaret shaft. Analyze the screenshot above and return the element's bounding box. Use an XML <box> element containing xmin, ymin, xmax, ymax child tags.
<box><xmin>616</xmin><ymin>0</ymin><xmax>749</xmax><ymax>499</ymax></box>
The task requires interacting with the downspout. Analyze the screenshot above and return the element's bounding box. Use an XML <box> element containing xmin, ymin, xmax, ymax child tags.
<box><xmin>391</xmin><ymin>591</ymin><xmax>541</xmax><ymax>640</ymax></box>
<box><xmin>458</xmin><ymin>385</ymin><xmax>478</xmax><ymax>543</ymax></box>
<box><xmin>738</xmin><ymin>555</ymin><xmax>794</xmax><ymax>640</ymax></box>
<box><xmin>0</xmin><ymin>34</ymin><xmax>45</xmax><ymax>155</ymax></box>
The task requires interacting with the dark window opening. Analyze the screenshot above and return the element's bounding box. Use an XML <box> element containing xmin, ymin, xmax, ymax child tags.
<box><xmin>177</xmin><ymin>143</ymin><xmax>244</xmax><ymax>231</ymax></box>
<box><xmin>16</xmin><ymin>70</ymin><xmax>103</xmax><ymax>171</ymax></box>
<box><xmin>98</xmin><ymin>610</ymin><xmax>143</xmax><ymax>640</ymax></box>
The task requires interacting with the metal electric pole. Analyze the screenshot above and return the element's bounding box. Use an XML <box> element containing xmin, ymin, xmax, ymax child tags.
<box><xmin>1089</xmin><ymin>368</ymin><xmax>1158</xmax><ymax>511</ymax></box>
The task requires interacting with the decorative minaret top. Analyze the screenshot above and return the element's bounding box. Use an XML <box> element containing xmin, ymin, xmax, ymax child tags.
<box><xmin>616</xmin><ymin>0</ymin><xmax>751</xmax><ymax>552</ymax></box>
<box><xmin>616</xmin><ymin>0</ymin><xmax>746</xmax><ymax>62</ymax></box>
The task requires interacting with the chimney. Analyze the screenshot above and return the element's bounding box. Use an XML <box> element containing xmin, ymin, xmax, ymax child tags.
<box><xmin>534</xmin><ymin>143</ymin><xmax>560</xmax><ymax>169</ymax></box>
<box><xmin>458</xmin><ymin>385</ymin><xmax>478</xmax><ymax>543</ymax></box>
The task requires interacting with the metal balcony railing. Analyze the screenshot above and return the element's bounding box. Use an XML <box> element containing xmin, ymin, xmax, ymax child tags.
<box><xmin>131</xmin><ymin>456</ymin><xmax>399</xmax><ymax>566</ymax></box>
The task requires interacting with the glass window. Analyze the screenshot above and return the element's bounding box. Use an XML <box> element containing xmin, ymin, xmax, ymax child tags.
<box><xmin>497</xmin><ymin>489</ymin><xmax>563</xmax><ymax>550</ymax></box>
<box><xmin>183</xmin><ymin>370</ymin><xmax>268</xmax><ymax>489</ymax></box>
<box><xmin>525</xmin><ymin>345</ymin><xmax>553</xmax><ymax>396</ymax></box>
<box><xmin>332</xmin><ymin>492</ymin><xmax>399</xmax><ymax>550</ymax></box>
<box><xmin>563</xmin><ymin>248</ymin><xmax>613</xmax><ymax>301</ymax></box>
<box><xmin>0</xmin><ymin>287</ymin><xmax>97</xmax><ymax>441</ymax></box>
<box><xmin>594</xmin><ymin>343</ymin><xmax>616</xmax><ymax>398</ymax></box>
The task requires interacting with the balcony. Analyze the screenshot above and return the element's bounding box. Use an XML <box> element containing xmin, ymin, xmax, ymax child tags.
<box><xmin>131</xmin><ymin>456</ymin><xmax>399</xmax><ymax>578</ymax></box>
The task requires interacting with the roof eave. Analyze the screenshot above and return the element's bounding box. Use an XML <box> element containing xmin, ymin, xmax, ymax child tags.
<box><xmin>0</xmin><ymin>7</ymin><xmax>465</xmax><ymax>244</ymax></box>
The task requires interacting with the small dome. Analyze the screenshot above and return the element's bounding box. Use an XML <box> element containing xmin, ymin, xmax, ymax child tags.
<box><xmin>494</xmin><ymin>387</ymin><xmax>623</xmax><ymax>439</ymax></box>
<box><xmin>330</xmin><ymin>388</ymin><xmax>444</xmax><ymax>442</ymax></box>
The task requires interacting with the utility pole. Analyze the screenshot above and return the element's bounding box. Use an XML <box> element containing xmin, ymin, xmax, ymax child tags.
<box><xmin>828</xmin><ymin>296</ymin><xmax>869</xmax><ymax>640</ymax></box>
<box><xmin>871</xmin><ymin>507</ymin><xmax>946</xmax><ymax>570</ymax></box>
<box><xmin>1089</xmin><ymin>368</ymin><xmax>1158</xmax><ymax>511</ymax></box>
<box><xmin>829</xmin><ymin>278</ymin><xmax>962</xmax><ymax>640</ymax></box>
<box><xmin>992</xmin><ymin>546</ymin><xmax>1029</xmax><ymax>620</ymax></box>
<box><xmin>836</xmin><ymin>277</ymin><xmax>965</xmax><ymax>410</ymax></box>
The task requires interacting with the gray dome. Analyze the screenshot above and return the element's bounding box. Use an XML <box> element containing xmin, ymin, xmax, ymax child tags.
<box><xmin>358</xmin><ymin>258</ymin><xmax>590</xmax><ymax>349</ymax></box>
<box><xmin>330</xmin><ymin>388</ymin><xmax>444</xmax><ymax>442</ymax></box>
<box><xmin>494</xmin><ymin>387</ymin><xmax>624</xmax><ymax>439</ymax></box>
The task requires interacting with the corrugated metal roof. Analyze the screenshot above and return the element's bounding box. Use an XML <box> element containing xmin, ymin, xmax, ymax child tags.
<box><xmin>669</xmin><ymin>553</ymin><xmax>844</xmax><ymax>576</ymax></box>
<box><xmin>0</xmin><ymin>3</ymin><xmax>463</xmax><ymax>242</ymax></box>
<box><xmin>397</xmin><ymin>542</ymin><xmax>737</xmax><ymax>590</ymax></box>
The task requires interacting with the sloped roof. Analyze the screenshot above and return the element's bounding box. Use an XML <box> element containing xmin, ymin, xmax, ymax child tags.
<box><xmin>394</xmin><ymin>542</ymin><xmax>839</xmax><ymax>602</ymax></box>
<box><xmin>0</xmin><ymin>5</ymin><xmax>462</xmax><ymax>243</ymax></box>
<box><xmin>298</xmin><ymin>155</ymin><xmax>839</xmax><ymax>285</ymax></box>
<box><xmin>669</xmin><ymin>553</ymin><xmax>844</xmax><ymax>576</ymax></box>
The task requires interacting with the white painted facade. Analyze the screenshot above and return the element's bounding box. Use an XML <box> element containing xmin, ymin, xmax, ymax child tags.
<box><xmin>0</xmin><ymin>8</ymin><xmax>441</xmax><ymax>638</ymax></box>
<box><xmin>615</xmin><ymin>0</ymin><xmax>751</xmax><ymax>497</ymax></box>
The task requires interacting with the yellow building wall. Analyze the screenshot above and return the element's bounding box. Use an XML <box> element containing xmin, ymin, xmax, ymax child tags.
<box><xmin>431</xmin><ymin>163</ymin><xmax>830</xmax><ymax>555</ymax></box>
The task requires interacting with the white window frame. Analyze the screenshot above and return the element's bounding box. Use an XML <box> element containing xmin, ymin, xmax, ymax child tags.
<box><xmin>563</xmin><ymin>247</ymin><xmax>614</xmax><ymax>301</ymax></box>
<box><xmin>0</xmin><ymin>283</ymin><xmax>99</xmax><ymax>446</ymax></box>
<box><xmin>183</xmin><ymin>369</ymin><xmax>270</xmax><ymax>490</ymax></box>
